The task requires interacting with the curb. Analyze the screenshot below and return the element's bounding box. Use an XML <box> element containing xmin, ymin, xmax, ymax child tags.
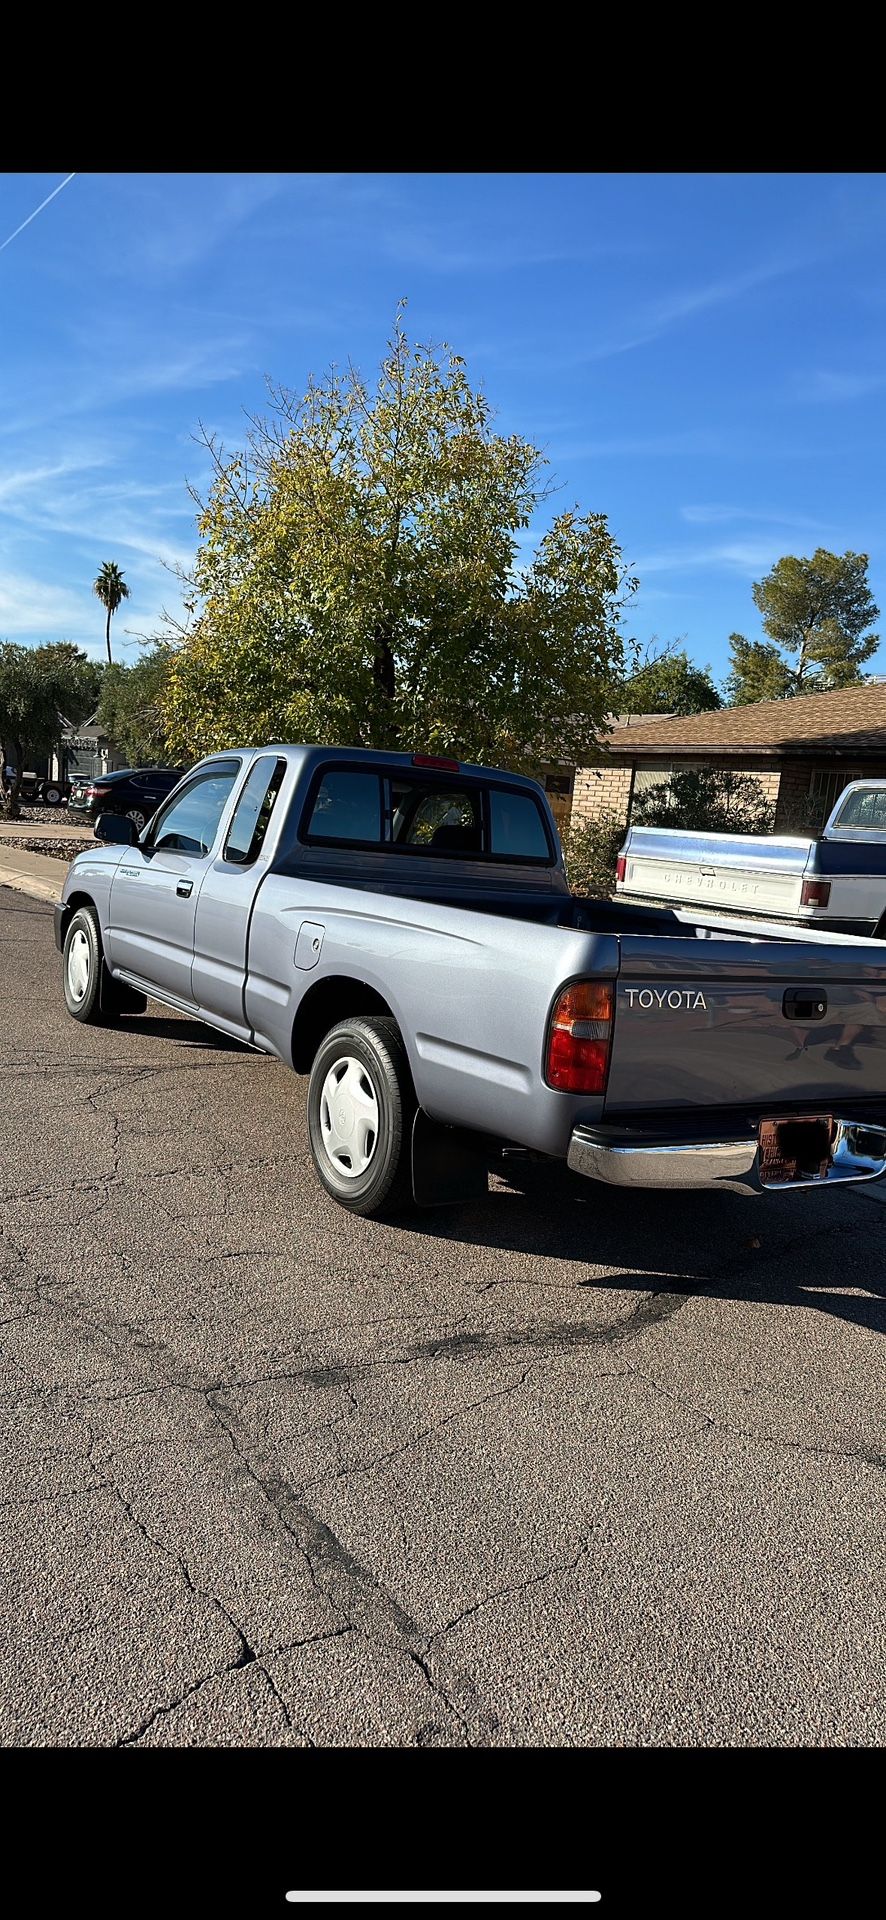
<box><xmin>0</xmin><ymin>854</ymin><xmax>68</xmax><ymax>906</ymax></box>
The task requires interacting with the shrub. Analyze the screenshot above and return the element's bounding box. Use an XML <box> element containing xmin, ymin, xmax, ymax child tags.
<box><xmin>633</xmin><ymin>768</ymin><xmax>775</xmax><ymax>835</ymax></box>
<box><xmin>561</xmin><ymin>811</ymin><xmax>625</xmax><ymax>896</ymax></box>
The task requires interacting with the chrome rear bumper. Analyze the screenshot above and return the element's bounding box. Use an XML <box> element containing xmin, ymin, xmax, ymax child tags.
<box><xmin>567</xmin><ymin>1119</ymin><xmax>886</xmax><ymax>1196</ymax></box>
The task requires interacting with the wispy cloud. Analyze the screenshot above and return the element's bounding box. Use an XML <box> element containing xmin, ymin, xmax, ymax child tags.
<box><xmin>380</xmin><ymin>224</ymin><xmax>648</xmax><ymax>276</ymax></box>
<box><xmin>635</xmin><ymin>538</ymin><xmax>786</xmax><ymax>577</ymax></box>
<box><xmin>116</xmin><ymin>173</ymin><xmax>283</xmax><ymax>280</ymax></box>
<box><xmin>680</xmin><ymin>503</ymin><xmax>831</xmax><ymax>532</ymax></box>
<box><xmin>582</xmin><ymin>251</ymin><xmax>820</xmax><ymax>364</ymax></box>
<box><xmin>554</xmin><ymin>431</ymin><xmax>726</xmax><ymax>460</ymax></box>
<box><xmin>0</xmin><ymin>172</ymin><xmax>75</xmax><ymax>255</ymax></box>
<box><xmin>0</xmin><ymin>569</ymin><xmax>95</xmax><ymax>635</ymax></box>
<box><xmin>0</xmin><ymin>447</ymin><xmax>196</xmax><ymax>626</ymax></box>
<box><xmin>795</xmin><ymin>368</ymin><xmax>886</xmax><ymax>403</ymax></box>
<box><xmin>0</xmin><ymin>453</ymin><xmax>108</xmax><ymax>502</ymax></box>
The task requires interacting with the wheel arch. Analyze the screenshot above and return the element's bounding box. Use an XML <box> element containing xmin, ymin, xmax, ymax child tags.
<box><xmin>291</xmin><ymin>973</ymin><xmax>402</xmax><ymax>1073</ymax></box>
<box><xmin>60</xmin><ymin>889</ymin><xmax>100</xmax><ymax>942</ymax></box>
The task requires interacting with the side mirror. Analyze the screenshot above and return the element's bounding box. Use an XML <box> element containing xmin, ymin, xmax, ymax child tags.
<box><xmin>94</xmin><ymin>812</ymin><xmax>139</xmax><ymax>846</ymax></box>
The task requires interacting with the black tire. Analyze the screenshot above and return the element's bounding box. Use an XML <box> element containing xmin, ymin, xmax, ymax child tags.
<box><xmin>44</xmin><ymin>786</ymin><xmax>62</xmax><ymax>807</ymax></box>
<box><xmin>126</xmin><ymin>808</ymin><xmax>146</xmax><ymax>832</ymax></box>
<box><xmin>62</xmin><ymin>905</ymin><xmax>118</xmax><ymax>1025</ymax></box>
<box><xmin>307</xmin><ymin>1016</ymin><xmax>416</xmax><ymax>1217</ymax></box>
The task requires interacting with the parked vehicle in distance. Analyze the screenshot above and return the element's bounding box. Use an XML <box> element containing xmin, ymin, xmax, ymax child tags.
<box><xmin>55</xmin><ymin>746</ymin><xmax>886</xmax><ymax>1217</ymax></box>
<box><xmin>4</xmin><ymin>769</ymin><xmax>71</xmax><ymax>807</ymax></box>
<box><xmin>68</xmin><ymin>766</ymin><xmax>186</xmax><ymax>832</ymax></box>
<box><xmin>616</xmin><ymin>780</ymin><xmax>886</xmax><ymax>937</ymax></box>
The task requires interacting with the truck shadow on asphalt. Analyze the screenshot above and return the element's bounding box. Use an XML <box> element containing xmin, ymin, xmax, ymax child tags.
<box><xmin>117</xmin><ymin>1015</ymin><xmax>251</xmax><ymax>1052</ymax></box>
<box><xmin>407</xmin><ymin>1162</ymin><xmax>886</xmax><ymax>1339</ymax></box>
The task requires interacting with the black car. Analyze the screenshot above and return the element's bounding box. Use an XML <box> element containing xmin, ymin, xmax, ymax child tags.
<box><xmin>68</xmin><ymin>766</ymin><xmax>186</xmax><ymax>832</ymax></box>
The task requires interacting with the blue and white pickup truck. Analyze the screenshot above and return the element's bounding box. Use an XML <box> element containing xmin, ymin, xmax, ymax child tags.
<box><xmin>616</xmin><ymin>780</ymin><xmax>886</xmax><ymax>937</ymax></box>
<box><xmin>55</xmin><ymin>746</ymin><xmax>886</xmax><ymax>1216</ymax></box>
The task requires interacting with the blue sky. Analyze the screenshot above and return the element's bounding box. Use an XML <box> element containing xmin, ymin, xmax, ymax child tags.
<box><xmin>2</xmin><ymin>170</ymin><xmax>886</xmax><ymax>683</ymax></box>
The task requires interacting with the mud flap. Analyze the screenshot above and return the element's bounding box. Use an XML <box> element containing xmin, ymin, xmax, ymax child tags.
<box><xmin>100</xmin><ymin>966</ymin><xmax>147</xmax><ymax>1017</ymax></box>
<box><xmin>411</xmin><ymin>1109</ymin><xmax>490</xmax><ymax>1208</ymax></box>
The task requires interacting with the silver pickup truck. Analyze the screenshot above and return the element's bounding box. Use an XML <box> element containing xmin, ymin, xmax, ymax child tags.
<box><xmin>616</xmin><ymin>780</ymin><xmax>886</xmax><ymax>937</ymax></box>
<box><xmin>55</xmin><ymin>745</ymin><xmax>886</xmax><ymax>1214</ymax></box>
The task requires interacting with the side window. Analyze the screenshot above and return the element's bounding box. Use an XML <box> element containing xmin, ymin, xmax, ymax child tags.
<box><xmin>305</xmin><ymin>771</ymin><xmax>382</xmax><ymax>844</ymax></box>
<box><xmin>489</xmin><ymin>787</ymin><xmax>550</xmax><ymax>860</ymax></box>
<box><xmin>224</xmin><ymin>758</ymin><xmax>287</xmax><ymax>865</ymax></box>
<box><xmin>151</xmin><ymin>766</ymin><xmax>239</xmax><ymax>856</ymax></box>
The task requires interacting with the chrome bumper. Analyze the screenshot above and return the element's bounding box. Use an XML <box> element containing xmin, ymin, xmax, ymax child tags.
<box><xmin>567</xmin><ymin>1119</ymin><xmax>886</xmax><ymax>1196</ymax></box>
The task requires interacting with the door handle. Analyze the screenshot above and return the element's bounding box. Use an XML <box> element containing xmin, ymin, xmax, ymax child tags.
<box><xmin>783</xmin><ymin>987</ymin><xmax>827</xmax><ymax>1020</ymax></box>
<box><xmin>176</xmin><ymin>880</ymin><xmax>193</xmax><ymax>898</ymax></box>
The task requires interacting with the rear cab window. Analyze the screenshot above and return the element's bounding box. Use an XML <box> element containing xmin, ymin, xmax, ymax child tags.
<box><xmin>834</xmin><ymin>787</ymin><xmax>886</xmax><ymax>830</ymax></box>
<box><xmin>302</xmin><ymin>766</ymin><xmax>553</xmax><ymax>864</ymax></box>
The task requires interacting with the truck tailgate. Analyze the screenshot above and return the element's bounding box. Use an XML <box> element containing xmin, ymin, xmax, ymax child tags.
<box><xmin>605</xmin><ymin>935</ymin><xmax>886</xmax><ymax>1112</ymax></box>
<box><xmin>620</xmin><ymin>828</ymin><xmax>813</xmax><ymax>917</ymax></box>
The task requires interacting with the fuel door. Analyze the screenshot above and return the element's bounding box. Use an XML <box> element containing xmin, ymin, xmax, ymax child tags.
<box><xmin>294</xmin><ymin>921</ymin><xmax>325</xmax><ymax>971</ymax></box>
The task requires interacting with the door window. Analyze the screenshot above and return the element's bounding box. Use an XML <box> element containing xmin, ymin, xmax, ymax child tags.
<box><xmin>151</xmin><ymin>765</ymin><xmax>240</xmax><ymax>856</ymax></box>
<box><xmin>224</xmin><ymin>757</ymin><xmax>287</xmax><ymax>865</ymax></box>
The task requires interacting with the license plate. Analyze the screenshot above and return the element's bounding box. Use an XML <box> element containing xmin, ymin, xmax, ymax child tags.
<box><xmin>758</xmin><ymin>1115</ymin><xmax>833</xmax><ymax>1186</ymax></box>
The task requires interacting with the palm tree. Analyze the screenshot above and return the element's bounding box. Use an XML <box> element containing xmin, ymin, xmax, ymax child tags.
<box><xmin>93</xmin><ymin>561</ymin><xmax>130</xmax><ymax>665</ymax></box>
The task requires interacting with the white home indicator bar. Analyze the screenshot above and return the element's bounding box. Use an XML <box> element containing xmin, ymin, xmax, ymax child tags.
<box><xmin>285</xmin><ymin>1897</ymin><xmax>602</xmax><ymax>1906</ymax></box>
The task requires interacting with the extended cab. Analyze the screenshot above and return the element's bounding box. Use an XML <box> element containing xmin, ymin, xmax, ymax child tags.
<box><xmin>55</xmin><ymin>746</ymin><xmax>886</xmax><ymax>1215</ymax></box>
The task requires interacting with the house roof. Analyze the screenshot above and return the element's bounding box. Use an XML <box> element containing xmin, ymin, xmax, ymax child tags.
<box><xmin>605</xmin><ymin>682</ymin><xmax>886</xmax><ymax>762</ymax></box>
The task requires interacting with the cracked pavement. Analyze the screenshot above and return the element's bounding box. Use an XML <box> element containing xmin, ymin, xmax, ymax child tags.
<box><xmin>1</xmin><ymin>885</ymin><xmax>885</xmax><ymax>1746</ymax></box>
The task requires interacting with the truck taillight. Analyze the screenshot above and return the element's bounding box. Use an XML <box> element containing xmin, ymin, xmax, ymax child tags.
<box><xmin>546</xmin><ymin>981</ymin><xmax>614</xmax><ymax>1094</ymax></box>
<box><xmin>801</xmin><ymin>879</ymin><xmax>831</xmax><ymax>909</ymax></box>
<box><xmin>616</xmin><ymin>853</ymin><xmax>627</xmax><ymax>884</ymax></box>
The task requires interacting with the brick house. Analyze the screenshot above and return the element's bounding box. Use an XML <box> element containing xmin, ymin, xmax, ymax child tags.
<box><xmin>571</xmin><ymin>683</ymin><xmax>886</xmax><ymax>837</ymax></box>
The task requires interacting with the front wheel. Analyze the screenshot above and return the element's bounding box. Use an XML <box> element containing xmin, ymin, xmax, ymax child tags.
<box><xmin>307</xmin><ymin>1016</ymin><xmax>416</xmax><ymax>1217</ymax></box>
<box><xmin>63</xmin><ymin>906</ymin><xmax>109</xmax><ymax>1023</ymax></box>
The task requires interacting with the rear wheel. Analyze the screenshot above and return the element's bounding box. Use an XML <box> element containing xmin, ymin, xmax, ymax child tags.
<box><xmin>126</xmin><ymin>808</ymin><xmax>146</xmax><ymax>831</ymax></box>
<box><xmin>307</xmin><ymin>1016</ymin><xmax>416</xmax><ymax>1217</ymax></box>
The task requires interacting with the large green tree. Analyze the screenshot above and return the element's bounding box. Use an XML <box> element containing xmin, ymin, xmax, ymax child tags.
<box><xmin>727</xmin><ymin>550</ymin><xmax>879</xmax><ymax>703</ymax></box>
<box><xmin>0</xmin><ymin>643</ymin><xmax>76</xmax><ymax>818</ymax></box>
<box><xmin>163</xmin><ymin>315</ymin><xmax>634</xmax><ymax>767</ymax></box>
<box><xmin>31</xmin><ymin>641</ymin><xmax>103</xmax><ymax>725</ymax></box>
<box><xmin>97</xmin><ymin>646</ymin><xmax>176</xmax><ymax>767</ymax></box>
<box><xmin>620</xmin><ymin>641</ymin><xmax>721</xmax><ymax>715</ymax></box>
<box><xmin>93</xmin><ymin>560</ymin><xmax>130</xmax><ymax>666</ymax></box>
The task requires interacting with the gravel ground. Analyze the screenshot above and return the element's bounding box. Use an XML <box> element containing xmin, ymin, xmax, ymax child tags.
<box><xmin>0</xmin><ymin>836</ymin><xmax>92</xmax><ymax>860</ymax></box>
<box><xmin>15</xmin><ymin>805</ymin><xmax>84</xmax><ymax>826</ymax></box>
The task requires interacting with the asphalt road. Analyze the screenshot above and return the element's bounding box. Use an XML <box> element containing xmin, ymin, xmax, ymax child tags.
<box><xmin>2</xmin><ymin>883</ymin><xmax>884</xmax><ymax>1748</ymax></box>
